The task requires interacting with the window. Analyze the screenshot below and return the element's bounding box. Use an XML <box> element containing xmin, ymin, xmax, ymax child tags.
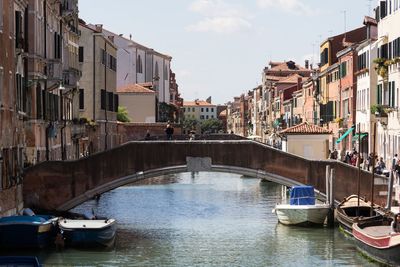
<box><xmin>201</xmin><ymin>108</ymin><xmax>204</xmax><ymax>112</ymax></box>
<box><xmin>79</xmin><ymin>47</ymin><xmax>84</xmax><ymax>62</ymax></box>
<box><xmin>54</xmin><ymin>32</ymin><xmax>61</xmax><ymax>59</ymax></box>
<box><xmin>211</xmin><ymin>108</ymin><xmax>214</xmax><ymax>112</ymax></box>
<box><xmin>381</xmin><ymin>0</ymin><xmax>387</xmax><ymax>19</ymax></box>
<box><xmin>0</xmin><ymin>67</ymin><xmax>3</xmax><ymax>104</ymax></box>
<box><xmin>339</xmin><ymin>61</ymin><xmax>347</xmax><ymax>78</ymax></box>
<box><xmin>377</xmin><ymin>84</ymin><xmax>383</xmax><ymax>105</ymax></box>
<box><xmin>107</xmin><ymin>92</ymin><xmax>114</xmax><ymax>111</ymax></box>
<box><xmin>0</xmin><ymin>0</ymin><xmax>3</xmax><ymax>31</ymax></box>
<box><xmin>101</xmin><ymin>49</ymin><xmax>107</xmax><ymax>65</ymax></box>
<box><xmin>101</xmin><ymin>89</ymin><xmax>106</xmax><ymax>110</ymax></box>
<box><xmin>36</xmin><ymin>85</ymin><xmax>42</xmax><ymax>119</ymax></box>
<box><xmin>379</xmin><ymin>43</ymin><xmax>388</xmax><ymax>58</ymax></box>
<box><xmin>200</xmin><ymin>115</ymin><xmax>204</xmax><ymax>120</ymax></box>
<box><xmin>114</xmin><ymin>94</ymin><xmax>119</xmax><ymax>112</ymax></box>
<box><xmin>79</xmin><ymin>89</ymin><xmax>84</xmax><ymax>109</ymax></box>
<box><xmin>357</xmin><ymin>52</ymin><xmax>367</xmax><ymax>71</ymax></box>
<box><xmin>389</xmin><ymin>81</ymin><xmax>396</xmax><ymax>107</ymax></box>
<box><xmin>15</xmin><ymin>11</ymin><xmax>23</xmax><ymax>49</ymax></box>
<box><xmin>320</xmin><ymin>48</ymin><xmax>329</xmax><ymax>66</ymax></box>
<box><xmin>192</xmin><ymin>108</ymin><xmax>195</xmax><ymax>112</ymax></box>
<box><xmin>206</xmin><ymin>108</ymin><xmax>209</xmax><ymax>112</ymax></box>
<box><xmin>16</xmin><ymin>74</ymin><xmax>26</xmax><ymax>113</ymax></box>
<box><xmin>211</xmin><ymin>115</ymin><xmax>214</xmax><ymax>119</ymax></box>
<box><xmin>206</xmin><ymin>115</ymin><xmax>209</xmax><ymax>119</ymax></box>
<box><xmin>136</xmin><ymin>55</ymin><xmax>143</xmax><ymax>73</ymax></box>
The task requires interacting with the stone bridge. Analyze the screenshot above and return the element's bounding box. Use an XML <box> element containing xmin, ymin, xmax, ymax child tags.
<box><xmin>23</xmin><ymin>140</ymin><xmax>390</xmax><ymax>211</ymax></box>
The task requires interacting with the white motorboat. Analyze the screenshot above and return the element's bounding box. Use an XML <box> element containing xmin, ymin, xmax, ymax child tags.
<box><xmin>273</xmin><ymin>186</ymin><xmax>330</xmax><ymax>226</ymax></box>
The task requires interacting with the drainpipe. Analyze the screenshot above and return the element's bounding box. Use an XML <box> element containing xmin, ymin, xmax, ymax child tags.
<box><xmin>93</xmin><ymin>35</ymin><xmax>96</xmax><ymax>120</ymax></box>
<box><xmin>44</xmin><ymin>0</ymin><xmax>50</xmax><ymax>161</ymax></box>
<box><xmin>104</xmin><ymin>41</ymin><xmax>108</xmax><ymax>150</ymax></box>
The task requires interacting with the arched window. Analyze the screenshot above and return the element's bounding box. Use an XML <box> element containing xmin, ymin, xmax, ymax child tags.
<box><xmin>136</xmin><ymin>55</ymin><xmax>142</xmax><ymax>73</ymax></box>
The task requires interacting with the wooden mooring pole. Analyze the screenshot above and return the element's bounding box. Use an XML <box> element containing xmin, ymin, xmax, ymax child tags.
<box><xmin>326</xmin><ymin>167</ymin><xmax>335</xmax><ymax>227</ymax></box>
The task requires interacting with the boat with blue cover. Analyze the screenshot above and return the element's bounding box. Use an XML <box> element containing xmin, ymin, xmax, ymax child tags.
<box><xmin>0</xmin><ymin>215</ymin><xmax>57</xmax><ymax>248</ymax></box>
<box><xmin>273</xmin><ymin>185</ymin><xmax>330</xmax><ymax>226</ymax></box>
<box><xmin>59</xmin><ymin>218</ymin><xmax>117</xmax><ymax>247</ymax></box>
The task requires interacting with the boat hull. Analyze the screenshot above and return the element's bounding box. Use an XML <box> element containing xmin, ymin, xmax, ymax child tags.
<box><xmin>61</xmin><ymin>221</ymin><xmax>116</xmax><ymax>247</ymax></box>
<box><xmin>0</xmin><ymin>221</ymin><xmax>55</xmax><ymax>248</ymax></box>
<box><xmin>336</xmin><ymin>195</ymin><xmax>384</xmax><ymax>237</ymax></box>
<box><xmin>353</xmin><ymin>223</ymin><xmax>400</xmax><ymax>266</ymax></box>
<box><xmin>0</xmin><ymin>256</ymin><xmax>42</xmax><ymax>267</ymax></box>
<box><xmin>274</xmin><ymin>204</ymin><xmax>330</xmax><ymax>226</ymax></box>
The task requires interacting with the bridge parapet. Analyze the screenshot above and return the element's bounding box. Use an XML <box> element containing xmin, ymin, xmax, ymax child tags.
<box><xmin>23</xmin><ymin>140</ymin><xmax>388</xmax><ymax>211</ymax></box>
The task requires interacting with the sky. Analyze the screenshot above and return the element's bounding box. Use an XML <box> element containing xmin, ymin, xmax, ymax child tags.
<box><xmin>79</xmin><ymin>0</ymin><xmax>375</xmax><ymax>105</ymax></box>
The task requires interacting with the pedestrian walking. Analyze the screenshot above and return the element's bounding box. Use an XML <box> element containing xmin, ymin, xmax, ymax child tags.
<box><xmin>165</xmin><ymin>122</ymin><xmax>174</xmax><ymax>140</ymax></box>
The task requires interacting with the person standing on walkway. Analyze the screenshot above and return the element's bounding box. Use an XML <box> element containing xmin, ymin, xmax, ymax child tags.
<box><xmin>165</xmin><ymin>122</ymin><xmax>174</xmax><ymax>140</ymax></box>
<box><xmin>392</xmin><ymin>154</ymin><xmax>399</xmax><ymax>183</ymax></box>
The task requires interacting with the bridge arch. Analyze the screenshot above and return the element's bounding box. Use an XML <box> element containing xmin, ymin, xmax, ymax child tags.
<box><xmin>23</xmin><ymin>140</ymin><xmax>388</xmax><ymax>211</ymax></box>
<box><xmin>56</xmin><ymin>164</ymin><xmax>307</xmax><ymax>211</ymax></box>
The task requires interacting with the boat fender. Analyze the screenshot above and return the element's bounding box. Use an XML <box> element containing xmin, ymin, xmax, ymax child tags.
<box><xmin>105</xmin><ymin>219</ymin><xmax>108</xmax><ymax>223</ymax></box>
<box><xmin>83</xmin><ymin>225</ymin><xmax>86</xmax><ymax>227</ymax></box>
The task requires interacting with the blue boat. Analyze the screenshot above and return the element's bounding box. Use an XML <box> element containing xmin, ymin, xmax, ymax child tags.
<box><xmin>0</xmin><ymin>215</ymin><xmax>57</xmax><ymax>249</ymax></box>
<box><xmin>59</xmin><ymin>218</ymin><xmax>117</xmax><ymax>247</ymax></box>
<box><xmin>0</xmin><ymin>256</ymin><xmax>42</xmax><ymax>266</ymax></box>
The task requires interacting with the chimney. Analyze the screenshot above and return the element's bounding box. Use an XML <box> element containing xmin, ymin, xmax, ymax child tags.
<box><xmin>206</xmin><ymin>96</ymin><xmax>212</xmax><ymax>104</ymax></box>
<box><xmin>305</xmin><ymin>60</ymin><xmax>309</xmax><ymax>69</ymax></box>
<box><xmin>95</xmin><ymin>24</ymin><xmax>103</xmax><ymax>32</ymax></box>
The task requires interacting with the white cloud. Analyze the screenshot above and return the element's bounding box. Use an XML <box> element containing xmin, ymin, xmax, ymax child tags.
<box><xmin>256</xmin><ymin>0</ymin><xmax>318</xmax><ymax>16</ymax></box>
<box><xmin>189</xmin><ymin>0</ymin><xmax>247</xmax><ymax>17</ymax></box>
<box><xmin>187</xmin><ymin>0</ymin><xmax>252</xmax><ymax>34</ymax></box>
<box><xmin>186</xmin><ymin>17</ymin><xmax>252</xmax><ymax>34</ymax></box>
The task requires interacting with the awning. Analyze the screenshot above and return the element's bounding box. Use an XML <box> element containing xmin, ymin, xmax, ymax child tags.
<box><xmin>352</xmin><ymin>133</ymin><xmax>368</xmax><ymax>142</ymax></box>
<box><xmin>336</xmin><ymin>126</ymin><xmax>354</xmax><ymax>144</ymax></box>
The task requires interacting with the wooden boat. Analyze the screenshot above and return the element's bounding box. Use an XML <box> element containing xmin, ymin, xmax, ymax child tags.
<box><xmin>274</xmin><ymin>185</ymin><xmax>330</xmax><ymax>226</ymax></box>
<box><xmin>0</xmin><ymin>215</ymin><xmax>57</xmax><ymax>249</ymax></box>
<box><xmin>0</xmin><ymin>256</ymin><xmax>42</xmax><ymax>266</ymax></box>
<box><xmin>336</xmin><ymin>195</ymin><xmax>385</xmax><ymax>236</ymax></box>
<box><xmin>59</xmin><ymin>218</ymin><xmax>117</xmax><ymax>247</ymax></box>
<box><xmin>352</xmin><ymin>216</ymin><xmax>400</xmax><ymax>266</ymax></box>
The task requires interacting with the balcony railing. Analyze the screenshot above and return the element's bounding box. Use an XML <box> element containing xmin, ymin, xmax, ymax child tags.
<box><xmin>71</xmin><ymin>124</ymin><xmax>86</xmax><ymax>139</ymax></box>
<box><xmin>45</xmin><ymin>61</ymin><xmax>62</xmax><ymax>80</ymax></box>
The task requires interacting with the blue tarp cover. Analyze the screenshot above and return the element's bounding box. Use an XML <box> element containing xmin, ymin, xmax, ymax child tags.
<box><xmin>289</xmin><ymin>186</ymin><xmax>315</xmax><ymax>205</ymax></box>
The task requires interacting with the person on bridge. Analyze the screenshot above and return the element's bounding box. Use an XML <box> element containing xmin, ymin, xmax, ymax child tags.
<box><xmin>165</xmin><ymin>122</ymin><xmax>174</xmax><ymax>140</ymax></box>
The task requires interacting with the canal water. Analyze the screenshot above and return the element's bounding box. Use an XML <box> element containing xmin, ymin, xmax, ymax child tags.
<box><xmin>7</xmin><ymin>172</ymin><xmax>378</xmax><ymax>266</ymax></box>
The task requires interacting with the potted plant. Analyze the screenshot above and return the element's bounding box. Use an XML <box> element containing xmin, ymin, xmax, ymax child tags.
<box><xmin>373</xmin><ymin>58</ymin><xmax>389</xmax><ymax>79</ymax></box>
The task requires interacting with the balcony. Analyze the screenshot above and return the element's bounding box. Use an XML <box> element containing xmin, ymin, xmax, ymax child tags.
<box><xmin>45</xmin><ymin>61</ymin><xmax>62</xmax><ymax>80</ymax></box>
<box><xmin>63</xmin><ymin>68</ymin><xmax>81</xmax><ymax>88</ymax></box>
<box><xmin>61</xmin><ymin>1</ymin><xmax>78</xmax><ymax>17</ymax></box>
<box><xmin>71</xmin><ymin>123</ymin><xmax>86</xmax><ymax>139</ymax></box>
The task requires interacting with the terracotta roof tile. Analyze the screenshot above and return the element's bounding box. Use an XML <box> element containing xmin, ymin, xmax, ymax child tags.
<box><xmin>183</xmin><ymin>100</ymin><xmax>215</xmax><ymax>107</ymax></box>
<box><xmin>137</xmin><ymin>82</ymin><xmax>153</xmax><ymax>88</ymax></box>
<box><xmin>276</xmin><ymin>74</ymin><xmax>306</xmax><ymax>84</ymax></box>
<box><xmin>117</xmin><ymin>84</ymin><xmax>156</xmax><ymax>94</ymax></box>
<box><xmin>280</xmin><ymin>122</ymin><xmax>332</xmax><ymax>135</ymax></box>
<box><xmin>269</xmin><ymin>61</ymin><xmax>310</xmax><ymax>72</ymax></box>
